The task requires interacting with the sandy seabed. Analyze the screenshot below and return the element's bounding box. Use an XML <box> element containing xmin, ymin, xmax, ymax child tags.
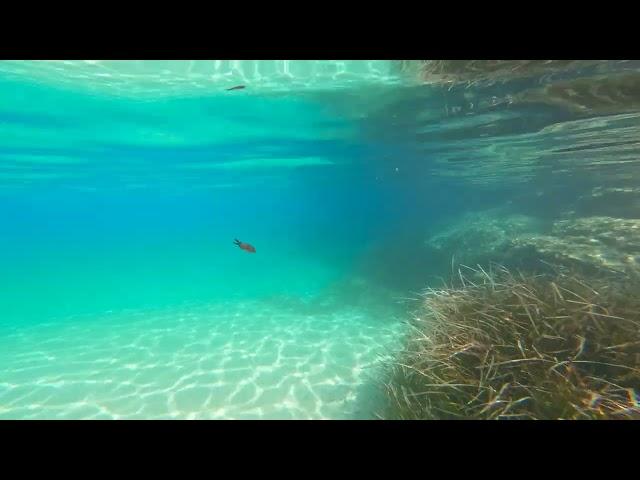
<box><xmin>0</xmin><ymin>298</ymin><xmax>405</xmax><ymax>419</ymax></box>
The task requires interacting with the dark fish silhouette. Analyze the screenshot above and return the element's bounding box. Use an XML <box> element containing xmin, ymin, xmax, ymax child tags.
<box><xmin>226</xmin><ymin>85</ymin><xmax>246</xmax><ymax>91</ymax></box>
<box><xmin>234</xmin><ymin>238</ymin><xmax>256</xmax><ymax>253</ymax></box>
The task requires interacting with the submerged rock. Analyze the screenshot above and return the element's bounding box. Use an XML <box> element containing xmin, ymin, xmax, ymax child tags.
<box><xmin>425</xmin><ymin>210</ymin><xmax>640</xmax><ymax>276</ymax></box>
<box><xmin>516</xmin><ymin>73</ymin><xmax>640</xmax><ymax>115</ymax></box>
<box><xmin>572</xmin><ymin>186</ymin><xmax>640</xmax><ymax>219</ymax></box>
<box><xmin>424</xmin><ymin>209</ymin><xmax>545</xmax><ymax>270</ymax></box>
<box><xmin>513</xmin><ymin>216</ymin><xmax>640</xmax><ymax>274</ymax></box>
<box><xmin>394</xmin><ymin>60</ymin><xmax>600</xmax><ymax>85</ymax></box>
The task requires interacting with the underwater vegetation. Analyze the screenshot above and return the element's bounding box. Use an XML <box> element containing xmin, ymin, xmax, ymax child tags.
<box><xmin>2</xmin><ymin>60</ymin><xmax>640</xmax><ymax>420</ymax></box>
<box><xmin>382</xmin><ymin>203</ymin><xmax>640</xmax><ymax>420</ymax></box>
<box><xmin>380</xmin><ymin>264</ymin><xmax>640</xmax><ymax>420</ymax></box>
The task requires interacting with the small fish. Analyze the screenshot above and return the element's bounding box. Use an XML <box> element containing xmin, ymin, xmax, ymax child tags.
<box><xmin>234</xmin><ymin>238</ymin><xmax>256</xmax><ymax>253</ymax></box>
<box><xmin>226</xmin><ymin>85</ymin><xmax>246</xmax><ymax>91</ymax></box>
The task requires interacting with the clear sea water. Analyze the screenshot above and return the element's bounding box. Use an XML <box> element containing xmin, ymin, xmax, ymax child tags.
<box><xmin>1</xmin><ymin>60</ymin><xmax>639</xmax><ymax>419</ymax></box>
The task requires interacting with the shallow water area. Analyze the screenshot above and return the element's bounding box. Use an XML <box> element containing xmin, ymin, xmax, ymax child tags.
<box><xmin>2</xmin><ymin>60</ymin><xmax>640</xmax><ymax>420</ymax></box>
<box><xmin>0</xmin><ymin>296</ymin><xmax>405</xmax><ymax>420</ymax></box>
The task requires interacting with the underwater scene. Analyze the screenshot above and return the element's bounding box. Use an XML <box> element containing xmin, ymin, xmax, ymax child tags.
<box><xmin>0</xmin><ymin>60</ymin><xmax>638</xmax><ymax>420</ymax></box>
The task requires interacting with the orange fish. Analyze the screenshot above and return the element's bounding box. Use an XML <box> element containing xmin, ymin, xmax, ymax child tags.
<box><xmin>234</xmin><ymin>238</ymin><xmax>256</xmax><ymax>253</ymax></box>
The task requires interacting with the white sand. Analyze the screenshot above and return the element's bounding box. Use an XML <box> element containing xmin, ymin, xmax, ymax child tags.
<box><xmin>0</xmin><ymin>298</ymin><xmax>405</xmax><ymax>419</ymax></box>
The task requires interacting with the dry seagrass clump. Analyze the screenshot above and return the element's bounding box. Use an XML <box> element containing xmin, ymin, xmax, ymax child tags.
<box><xmin>381</xmin><ymin>264</ymin><xmax>640</xmax><ymax>420</ymax></box>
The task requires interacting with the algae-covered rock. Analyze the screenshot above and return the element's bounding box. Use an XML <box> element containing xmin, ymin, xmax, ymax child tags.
<box><xmin>394</xmin><ymin>60</ymin><xmax>600</xmax><ymax>85</ymax></box>
<box><xmin>572</xmin><ymin>186</ymin><xmax>640</xmax><ymax>219</ymax></box>
<box><xmin>424</xmin><ymin>210</ymin><xmax>544</xmax><ymax>271</ymax></box>
<box><xmin>517</xmin><ymin>73</ymin><xmax>640</xmax><ymax>115</ymax></box>
<box><xmin>513</xmin><ymin>216</ymin><xmax>640</xmax><ymax>274</ymax></box>
<box><xmin>425</xmin><ymin>210</ymin><xmax>640</xmax><ymax>276</ymax></box>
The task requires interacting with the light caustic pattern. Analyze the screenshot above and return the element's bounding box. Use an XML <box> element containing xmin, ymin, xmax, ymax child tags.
<box><xmin>0</xmin><ymin>60</ymin><xmax>403</xmax><ymax>97</ymax></box>
<box><xmin>0</xmin><ymin>300</ymin><xmax>404</xmax><ymax>419</ymax></box>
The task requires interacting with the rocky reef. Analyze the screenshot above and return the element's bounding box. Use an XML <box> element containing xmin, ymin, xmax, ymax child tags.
<box><xmin>512</xmin><ymin>216</ymin><xmax>640</xmax><ymax>275</ymax></box>
<box><xmin>424</xmin><ymin>210</ymin><xmax>544</xmax><ymax>269</ymax></box>
<box><xmin>393</xmin><ymin>60</ymin><xmax>600</xmax><ymax>85</ymax></box>
<box><xmin>424</xmin><ymin>209</ymin><xmax>640</xmax><ymax>277</ymax></box>
<box><xmin>516</xmin><ymin>72</ymin><xmax>640</xmax><ymax>115</ymax></box>
<box><xmin>571</xmin><ymin>186</ymin><xmax>640</xmax><ymax>219</ymax></box>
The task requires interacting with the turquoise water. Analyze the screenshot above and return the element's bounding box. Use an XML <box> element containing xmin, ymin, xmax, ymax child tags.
<box><xmin>1</xmin><ymin>60</ymin><xmax>639</xmax><ymax>419</ymax></box>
